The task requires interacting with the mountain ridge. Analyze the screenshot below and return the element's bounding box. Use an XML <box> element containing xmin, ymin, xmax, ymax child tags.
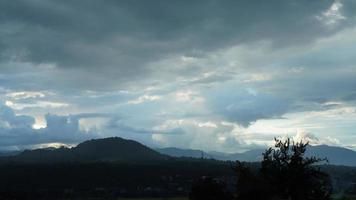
<box><xmin>1</xmin><ymin>137</ymin><xmax>169</xmax><ymax>163</ymax></box>
<box><xmin>2</xmin><ymin>137</ymin><xmax>356</xmax><ymax>166</ymax></box>
<box><xmin>157</xmin><ymin>145</ymin><xmax>356</xmax><ymax>166</ymax></box>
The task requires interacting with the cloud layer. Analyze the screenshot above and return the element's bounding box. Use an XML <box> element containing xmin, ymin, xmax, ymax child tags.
<box><xmin>0</xmin><ymin>0</ymin><xmax>356</xmax><ymax>151</ymax></box>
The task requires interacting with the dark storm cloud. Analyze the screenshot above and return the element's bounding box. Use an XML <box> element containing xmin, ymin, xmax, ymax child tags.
<box><xmin>1</xmin><ymin>0</ymin><xmax>356</xmax><ymax>150</ymax></box>
<box><xmin>1</xmin><ymin>0</ymin><xmax>353</xmax><ymax>91</ymax></box>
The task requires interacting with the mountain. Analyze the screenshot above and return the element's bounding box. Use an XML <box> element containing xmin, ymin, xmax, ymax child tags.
<box><xmin>158</xmin><ymin>145</ymin><xmax>356</xmax><ymax>166</ymax></box>
<box><xmin>2</xmin><ymin>137</ymin><xmax>168</xmax><ymax>163</ymax></box>
<box><xmin>0</xmin><ymin>150</ymin><xmax>21</xmax><ymax>157</ymax></box>
<box><xmin>156</xmin><ymin>147</ymin><xmax>207</xmax><ymax>158</ymax></box>
<box><xmin>3</xmin><ymin>138</ymin><xmax>356</xmax><ymax>166</ymax></box>
<box><xmin>306</xmin><ymin>145</ymin><xmax>356</xmax><ymax>166</ymax></box>
<box><xmin>156</xmin><ymin>147</ymin><xmax>264</xmax><ymax>161</ymax></box>
<box><xmin>209</xmin><ymin>149</ymin><xmax>265</xmax><ymax>162</ymax></box>
<box><xmin>73</xmin><ymin>137</ymin><xmax>168</xmax><ymax>161</ymax></box>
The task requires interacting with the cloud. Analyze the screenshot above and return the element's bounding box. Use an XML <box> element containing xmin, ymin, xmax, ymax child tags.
<box><xmin>127</xmin><ymin>95</ymin><xmax>161</xmax><ymax>105</ymax></box>
<box><xmin>0</xmin><ymin>103</ymin><xmax>186</xmax><ymax>149</ymax></box>
<box><xmin>1</xmin><ymin>0</ymin><xmax>355</xmax><ymax>92</ymax></box>
<box><xmin>0</xmin><ymin>0</ymin><xmax>355</xmax><ymax>152</ymax></box>
<box><xmin>0</xmin><ymin>105</ymin><xmax>34</xmax><ymax>129</ymax></box>
<box><xmin>0</xmin><ymin>104</ymin><xmax>98</xmax><ymax>148</ymax></box>
<box><xmin>206</xmin><ymin>83</ymin><xmax>290</xmax><ymax>126</ymax></box>
<box><xmin>105</xmin><ymin>117</ymin><xmax>185</xmax><ymax>136</ymax></box>
<box><xmin>6</xmin><ymin>91</ymin><xmax>46</xmax><ymax>99</ymax></box>
<box><xmin>149</xmin><ymin>118</ymin><xmax>269</xmax><ymax>152</ymax></box>
<box><xmin>5</xmin><ymin>100</ymin><xmax>69</xmax><ymax>110</ymax></box>
<box><xmin>316</xmin><ymin>0</ymin><xmax>346</xmax><ymax>27</ymax></box>
<box><xmin>175</xmin><ymin>90</ymin><xmax>205</xmax><ymax>104</ymax></box>
<box><xmin>293</xmin><ymin>130</ymin><xmax>340</xmax><ymax>146</ymax></box>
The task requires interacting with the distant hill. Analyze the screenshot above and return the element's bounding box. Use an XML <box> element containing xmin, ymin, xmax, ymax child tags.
<box><xmin>156</xmin><ymin>147</ymin><xmax>264</xmax><ymax>161</ymax></box>
<box><xmin>2</xmin><ymin>137</ymin><xmax>168</xmax><ymax>163</ymax></box>
<box><xmin>73</xmin><ymin>137</ymin><xmax>168</xmax><ymax>161</ymax></box>
<box><xmin>155</xmin><ymin>147</ymin><xmax>264</xmax><ymax>161</ymax></box>
<box><xmin>158</xmin><ymin>145</ymin><xmax>356</xmax><ymax>166</ymax></box>
<box><xmin>2</xmin><ymin>138</ymin><xmax>356</xmax><ymax>166</ymax></box>
<box><xmin>0</xmin><ymin>151</ymin><xmax>21</xmax><ymax>157</ymax></box>
<box><xmin>156</xmin><ymin>147</ymin><xmax>206</xmax><ymax>158</ymax></box>
<box><xmin>306</xmin><ymin>145</ymin><xmax>356</xmax><ymax>166</ymax></box>
<box><xmin>209</xmin><ymin>149</ymin><xmax>265</xmax><ymax>162</ymax></box>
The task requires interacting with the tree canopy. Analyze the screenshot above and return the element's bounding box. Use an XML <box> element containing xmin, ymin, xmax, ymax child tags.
<box><xmin>236</xmin><ymin>138</ymin><xmax>332</xmax><ymax>200</ymax></box>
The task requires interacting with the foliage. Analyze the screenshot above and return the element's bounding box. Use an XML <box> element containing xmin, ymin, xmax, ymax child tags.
<box><xmin>236</xmin><ymin>138</ymin><xmax>333</xmax><ymax>200</ymax></box>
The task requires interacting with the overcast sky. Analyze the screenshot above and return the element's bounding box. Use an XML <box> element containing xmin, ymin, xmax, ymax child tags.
<box><xmin>0</xmin><ymin>0</ymin><xmax>356</xmax><ymax>152</ymax></box>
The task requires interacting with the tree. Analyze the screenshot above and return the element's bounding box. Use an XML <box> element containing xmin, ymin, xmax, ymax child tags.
<box><xmin>235</xmin><ymin>161</ymin><xmax>269</xmax><ymax>200</ymax></box>
<box><xmin>236</xmin><ymin>138</ymin><xmax>332</xmax><ymax>200</ymax></box>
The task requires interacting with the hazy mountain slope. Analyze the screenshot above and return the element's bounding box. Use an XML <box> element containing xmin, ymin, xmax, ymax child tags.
<box><xmin>157</xmin><ymin>147</ymin><xmax>264</xmax><ymax>161</ymax></box>
<box><xmin>0</xmin><ymin>151</ymin><xmax>21</xmax><ymax>157</ymax></box>
<box><xmin>156</xmin><ymin>147</ymin><xmax>207</xmax><ymax>158</ymax></box>
<box><xmin>158</xmin><ymin>145</ymin><xmax>356</xmax><ymax>166</ymax></box>
<box><xmin>307</xmin><ymin>145</ymin><xmax>356</xmax><ymax>166</ymax></box>
<box><xmin>209</xmin><ymin>149</ymin><xmax>265</xmax><ymax>162</ymax></box>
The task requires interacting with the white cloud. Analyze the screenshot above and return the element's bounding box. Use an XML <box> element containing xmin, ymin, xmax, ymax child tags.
<box><xmin>32</xmin><ymin>115</ymin><xmax>46</xmax><ymax>129</ymax></box>
<box><xmin>5</xmin><ymin>100</ymin><xmax>69</xmax><ymax>110</ymax></box>
<box><xmin>289</xmin><ymin>67</ymin><xmax>304</xmax><ymax>74</ymax></box>
<box><xmin>293</xmin><ymin>130</ymin><xmax>320</xmax><ymax>144</ymax></box>
<box><xmin>244</xmin><ymin>73</ymin><xmax>272</xmax><ymax>83</ymax></box>
<box><xmin>198</xmin><ymin>122</ymin><xmax>218</xmax><ymax>128</ymax></box>
<box><xmin>127</xmin><ymin>95</ymin><xmax>161</xmax><ymax>105</ymax></box>
<box><xmin>151</xmin><ymin>118</ymin><xmax>252</xmax><ymax>152</ymax></box>
<box><xmin>6</xmin><ymin>91</ymin><xmax>46</xmax><ymax>99</ymax></box>
<box><xmin>175</xmin><ymin>90</ymin><xmax>205</xmax><ymax>104</ymax></box>
<box><xmin>293</xmin><ymin>130</ymin><xmax>340</xmax><ymax>146</ymax></box>
<box><xmin>79</xmin><ymin>117</ymin><xmax>110</xmax><ymax>132</ymax></box>
<box><xmin>316</xmin><ymin>1</ymin><xmax>346</xmax><ymax>27</ymax></box>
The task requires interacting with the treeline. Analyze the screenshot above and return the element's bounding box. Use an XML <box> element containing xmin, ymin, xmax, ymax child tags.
<box><xmin>2</xmin><ymin>139</ymin><xmax>356</xmax><ymax>199</ymax></box>
<box><xmin>190</xmin><ymin>139</ymin><xmax>333</xmax><ymax>200</ymax></box>
<box><xmin>0</xmin><ymin>159</ymin><xmax>234</xmax><ymax>199</ymax></box>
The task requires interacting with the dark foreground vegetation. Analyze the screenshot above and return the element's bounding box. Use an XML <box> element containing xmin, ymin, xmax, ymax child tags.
<box><xmin>0</xmin><ymin>159</ymin><xmax>234</xmax><ymax>199</ymax></box>
<box><xmin>1</xmin><ymin>137</ymin><xmax>356</xmax><ymax>199</ymax></box>
<box><xmin>235</xmin><ymin>138</ymin><xmax>332</xmax><ymax>200</ymax></box>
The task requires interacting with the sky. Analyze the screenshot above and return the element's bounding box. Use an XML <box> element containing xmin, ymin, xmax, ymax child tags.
<box><xmin>0</xmin><ymin>0</ymin><xmax>356</xmax><ymax>152</ymax></box>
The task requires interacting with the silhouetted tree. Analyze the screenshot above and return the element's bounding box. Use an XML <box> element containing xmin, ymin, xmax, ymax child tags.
<box><xmin>236</xmin><ymin>138</ymin><xmax>332</xmax><ymax>200</ymax></box>
<box><xmin>189</xmin><ymin>176</ymin><xmax>232</xmax><ymax>200</ymax></box>
<box><xmin>235</xmin><ymin>161</ymin><xmax>270</xmax><ymax>200</ymax></box>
